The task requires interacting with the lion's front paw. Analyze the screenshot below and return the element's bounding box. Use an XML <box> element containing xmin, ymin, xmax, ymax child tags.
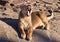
<box><xmin>27</xmin><ymin>36</ymin><xmax>32</xmax><ymax>41</ymax></box>
<box><xmin>21</xmin><ymin>33</ymin><xmax>26</xmax><ymax>39</ymax></box>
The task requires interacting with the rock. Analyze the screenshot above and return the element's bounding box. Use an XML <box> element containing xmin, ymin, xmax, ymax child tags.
<box><xmin>0</xmin><ymin>20</ymin><xmax>20</xmax><ymax>42</ymax></box>
<box><xmin>43</xmin><ymin>0</ymin><xmax>59</xmax><ymax>3</ymax></box>
<box><xmin>11</xmin><ymin>0</ymin><xmax>20</xmax><ymax>4</ymax></box>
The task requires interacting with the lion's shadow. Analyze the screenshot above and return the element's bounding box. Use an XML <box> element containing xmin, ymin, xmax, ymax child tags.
<box><xmin>0</xmin><ymin>18</ymin><xmax>21</xmax><ymax>37</ymax></box>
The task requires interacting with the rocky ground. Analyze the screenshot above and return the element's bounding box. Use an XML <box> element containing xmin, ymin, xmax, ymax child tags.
<box><xmin>0</xmin><ymin>0</ymin><xmax>60</xmax><ymax>42</ymax></box>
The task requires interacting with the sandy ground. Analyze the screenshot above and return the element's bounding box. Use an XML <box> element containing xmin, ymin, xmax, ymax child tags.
<box><xmin>0</xmin><ymin>0</ymin><xmax>60</xmax><ymax>42</ymax></box>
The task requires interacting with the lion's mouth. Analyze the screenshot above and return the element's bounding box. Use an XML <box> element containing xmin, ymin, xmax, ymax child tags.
<box><xmin>26</xmin><ymin>11</ymin><xmax>30</xmax><ymax>16</ymax></box>
<box><xmin>26</xmin><ymin>8</ymin><xmax>31</xmax><ymax>16</ymax></box>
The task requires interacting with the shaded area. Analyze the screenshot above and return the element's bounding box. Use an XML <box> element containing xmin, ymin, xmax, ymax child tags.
<box><xmin>33</xmin><ymin>30</ymin><xmax>58</xmax><ymax>42</ymax></box>
<box><xmin>33</xmin><ymin>30</ymin><xmax>50</xmax><ymax>42</ymax></box>
<box><xmin>0</xmin><ymin>18</ymin><xmax>21</xmax><ymax>38</ymax></box>
<box><xmin>0</xmin><ymin>38</ymin><xmax>13</xmax><ymax>42</ymax></box>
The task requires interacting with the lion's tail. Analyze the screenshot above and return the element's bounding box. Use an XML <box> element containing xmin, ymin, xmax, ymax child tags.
<box><xmin>47</xmin><ymin>9</ymin><xmax>54</xmax><ymax>20</ymax></box>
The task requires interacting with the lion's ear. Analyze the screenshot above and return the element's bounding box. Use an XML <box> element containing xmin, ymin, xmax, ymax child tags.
<box><xmin>20</xmin><ymin>4</ymin><xmax>24</xmax><ymax>9</ymax></box>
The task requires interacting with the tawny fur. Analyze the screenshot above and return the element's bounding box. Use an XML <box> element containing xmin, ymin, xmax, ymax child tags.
<box><xmin>18</xmin><ymin>5</ymin><xmax>53</xmax><ymax>41</ymax></box>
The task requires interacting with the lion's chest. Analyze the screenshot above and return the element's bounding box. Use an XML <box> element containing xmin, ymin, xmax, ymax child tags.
<box><xmin>21</xmin><ymin>16</ymin><xmax>32</xmax><ymax>29</ymax></box>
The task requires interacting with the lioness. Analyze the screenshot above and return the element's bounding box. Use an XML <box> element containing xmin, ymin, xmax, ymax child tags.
<box><xmin>18</xmin><ymin>4</ymin><xmax>53</xmax><ymax>40</ymax></box>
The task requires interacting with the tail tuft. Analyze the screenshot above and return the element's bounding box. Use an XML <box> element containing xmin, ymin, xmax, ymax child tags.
<box><xmin>47</xmin><ymin>9</ymin><xmax>54</xmax><ymax>20</ymax></box>
<box><xmin>48</xmin><ymin>9</ymin><xmax>53</xmax><ymax>14</ymax></box>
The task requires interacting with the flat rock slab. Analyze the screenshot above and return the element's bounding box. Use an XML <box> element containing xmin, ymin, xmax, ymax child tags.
<box><xmin>0</xmin><ymin>20</ymin><xmax>20</xmax><ymax>42</ymax></box>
